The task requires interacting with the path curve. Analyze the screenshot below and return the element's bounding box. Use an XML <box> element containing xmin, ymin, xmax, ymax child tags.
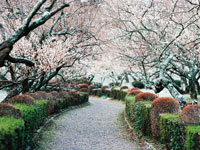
<box><xmin>38</xmin><ymin>97</ymin><xmax>138</xmax><ymax>150</ymax></box>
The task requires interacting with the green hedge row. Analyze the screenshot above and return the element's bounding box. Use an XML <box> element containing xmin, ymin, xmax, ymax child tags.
<box><xmin>95</xmin><ymin>87</ymin><xmax>128</xmax><ymax>101</ymax></box>
<box><xmin>160</xmin><ymin>113</ymin><xmax>200</xmax><ymax>150</ymax></box>
<box><xmin>135</xmin><ymin>101</ymin><xmax>152</xmax><ymax>136</ymax></box>
<box><xmin>124</xmin><ymin>94</ymin><xmax>200</xmax><ymax>150</ymax></box>
<box><xmin>0</xmin><ymin>92</ymin><xmax>89</xmax><ymax>150</ymax></box>
<box><xmin>125</xmin><ymin>95</ymin><xmax>135</xmax><ymax>122</ymax></box>
<box><xmin>94</xmin><ymin>87</ymin><xmax>200</xmax><ymax>149</ymax></box>
<box><xmin>0</xmin><ymin>117</ymin><xmax>25</xmax><ymax>150</ymax></box>
<box><xmin>125</xmin><ymin>95</ymin><xmax>151</xmax><ymax>136</ymax></box>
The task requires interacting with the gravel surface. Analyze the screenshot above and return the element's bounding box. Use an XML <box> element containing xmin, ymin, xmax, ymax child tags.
<box><xmin>38</xmin><ymin>97</ymin><xmax>138</xmax><ymax>150</ymax></box>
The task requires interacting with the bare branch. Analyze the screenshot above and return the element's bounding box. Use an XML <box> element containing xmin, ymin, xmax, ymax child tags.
<box><xmin>7</xmin><ymin>55</ymin><xmax>35</xmax><ymax>67</ymax></box>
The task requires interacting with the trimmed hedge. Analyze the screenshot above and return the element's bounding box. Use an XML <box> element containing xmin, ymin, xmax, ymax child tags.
<box><xmin>96</xmin><ymin>88</ymin><xmax>110</xmax><ymax>97</ymax></box>
<box><xmin>111</xmin><ymin>88</ymin><xmax>121</xmax><ymax>100</ymax></box>
<box><xmin>78</xmin><ymin>92</ymin><xmax>89</xmax><ymax>103</ymax></box>
<box><xmin>185</xmin><ymin>125</ymin><xmax>200</xmax><ymax>150</ymax></box>
<box><xmin>0</xmin><ymin>91</ymin><xmax>89</xmax><ymax>150</ymax></box>
<box><xmin>125</xmin><ymin>95</ymin><xmax>135</xmax><ymax>122</ymax></box>
<box><xmin>13</xmin><ymin>104</ymin><xmax>38</xmax><ymax>146</ymax></box>
<box><xmin>120</xmin><ymin>89</ymin><xmax>128</xmax><ymax>101</ymax></box>
<box><xmin>160</xmin><ymin>113</ymin><xmax>184</xmax><ymax>150</ymax></box>
<box><xmin>0</xmin><ymin>117</ymin><xmax>25</xmax><ymax>150</ymax></box>
<box><xmin>135</xmin><ymin>101</ymin><xmax>152</xmax><ymax>136</ymax></box>
<box><xmin>35</xmin><ymin>100</ymin><xmax>49</xmax><ymax>125</ymax></box>
<box><xmin>151</xmin><ymin>97</ymin><xmax>180</xmax><ymax>139</ymax></box>
<box><xmin>95</xmin><ymin>86</ymin><xmax>200</xmax><ymax>149</ymax></box>
<box><xmin>93</xmin><ymin>86</ymin><xmax>200</xmax><ymax>149</ymax></box>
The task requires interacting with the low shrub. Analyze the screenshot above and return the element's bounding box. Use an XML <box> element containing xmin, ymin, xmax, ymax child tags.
<box><xmin>180</xmin><ymin>104</ymin><xmax>200</xmax><ymax>125</ymax></box>
<box><xmin>160</xmin><ymin>113</ymin><xmax>184</xmax><ymax>150</ymax></box>
<box><xmin>68</xmin><ymin>92</ymin><xmax>88</xmax><ymax>106</ymax></box>
<box><xmin>0</xmin><ymin>116</ymin><xmax>25</xmax><ymax>150</ymax></box>
<box><xmin>125</xmin><ymin>95</ymin><xmax>136</xmax><ymax>122</ymax></box>
<box><xmin>88</xmin><ymin>85</ymin><xmax>96</xmax><ymax>94</ymax></box>
<box><xmin>101</xmin><ymin>85</ymin><xmax>109</xmax><ymax>91</ymax></box>
<box><xmin>47</xmin><ymin>100</ymin><xmax>58</xmax><ymax>115</ymax></box>
<box><xmin>120</xmin><ymin>86</ymin><xmax>128</xmax><ymax>91</ymax></box>
<box><xmin>185</xmin><ymin>125</ymin><xmax>200</xmax><ymax>150</ymax></box>
<box><xmin>78</xmin><ymin>92</ymin><xmax>89</xmax><ymax>103</ymax></box>
<box><xmin>110</xmin><ymin>87</ymin><xmax>116</xmax><ymax>99</ymax></box>
<box><xmin>135</xmin><ymin>92</ymin><xmax>158</xmax><ymax>103</ymax></box>
<box><xmin>45</xmin><ymin>92</ymin><xmax>54</xmax><ymax>100</ymax></box>
<box><xmin>68</xmin><ymin>90</ymin><xmax>78</xmax><ymax>96</ymax></box>
<box><xmin>0</xmin><ymin>103</ymin><xmax>21</xmax><ymax>119</ymax></box>
<box><xmin>129</xmin><ymin>88</ymin><xmax>139</xmax><ymax>91</ymax></box>
<box><xmin>59</xmin><ymin>91</ymin><xmax>69</xmax><ymax>98</ymax></box>
<box><xmin>77</xmin><ymin>84</ymin><xmax>88</xmax><ymax>89</ymax></box>
<box><xmin>34</xmin><ymin>91</ymin><xmax>49</xmax><ymax>100</ymax></box>
<box><xmin>50</xmin><ymin>91</ymin><xmax>60</xmax><ymax>99</ymax></box>
<box><xmin>88</xmin><ymin>85</ymin><xmax>96</xmax><ymax>90</ymax></box>
<box><xmin>111</xmin><ymin>88</ymin><xmax>121</xmax><ymax>100</ymax></box>
<box><xmin>132</xmin><ymin>81</ymin><xmax>145</xmax><ymax>89</ymax></box>
<box><xmin>97</xmin><ymin>89</ymin><xmax>103</xmax><ymax>97</ymax></box>
<box><xmin>127</xmin><ymin>90</ymin><xmax>142</xmax><ymax>96</ymax></box>
<box><xmin>151</xmin><ymin>97</ymin><xmax>180</xmax><ymax>139</ymax></box>
<box><xmin>7</xmin><ymin>95</ymin><xmax>36</xmax><ymax>106</ymax></box>
<box><xmin>0</xmin><ymin>90</ymin><xmax>89</xmax><ymax>150</ymax></box>
<box><xmin>79</xmin><ymin>88</ymin><xmax>89</xmax><ymax>92</ymax></box>
<box><xmin>120</xmin><ymin>89</ymin><xmax>128</xmax><ymax>101</ymax></box>
<box><xmin>135</xmin><ymin>101</ymin><xmax>152</xmax><ymax>136</ymax></box>
<box><xmin>13</xmin><ymin>104</ymin><xmax>38</xmax><ymax>146</ymax></box>
<box><xmin>35</xmin><ymin>100</ymin><xmax>49</xmax><ymax>125</ymax></box>
<box><xmin>26</xmin><ymin>92</ymin><xmax>43</xmax><ymax>100</ymax></box>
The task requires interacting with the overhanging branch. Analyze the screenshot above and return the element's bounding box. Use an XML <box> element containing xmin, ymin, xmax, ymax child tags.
<box><xmin>7</xmin><ymin>55</ymin><xmax>35</xmax><ymax>67</ymax></box>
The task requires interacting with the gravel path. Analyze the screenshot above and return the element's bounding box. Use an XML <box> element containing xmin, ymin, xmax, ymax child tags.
<box><xmin>38</xmin><ymin>97</ymin><xmax>138</xmax><ymax>150</ymax></box>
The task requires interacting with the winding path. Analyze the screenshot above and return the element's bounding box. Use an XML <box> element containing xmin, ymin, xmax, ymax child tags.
<box><xmin>38</xmin><ymin>97</ymin><xmax>138</xmax><ymax>150</ymax></box>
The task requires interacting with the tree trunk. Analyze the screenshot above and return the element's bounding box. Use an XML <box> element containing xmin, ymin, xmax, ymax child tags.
<box><xmin>196</xmin><ymin>80</ymin><xmax>200</xmax><ymax>94</ymax></box>
<box><xmin>189</xmin><ymin>79</ymin><xmax>198</xmax><ymax>99</ymax></box>
<box><xmin>167</xmin><ymin>83</ymin><xmax>182</xmax><ymax>100</ymax></box>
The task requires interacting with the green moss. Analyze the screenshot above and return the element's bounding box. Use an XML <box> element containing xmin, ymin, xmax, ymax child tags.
<box><xmin>0</xmin><ymin>116</ymin><xmax>25</xmax><ymax>150</ymax></box>
<box><xmin>160</xmin><ymin>113</ymin><xmax>184</xmax><ymax>150</ymax></box>
<box><xmin>185</xmin><ymin>125</ymin><xmax>200</xmax><ymax>150</ymax></box>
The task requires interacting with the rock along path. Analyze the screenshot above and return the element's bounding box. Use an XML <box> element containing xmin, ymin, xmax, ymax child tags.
<box><xmin>38</xmin><ymin>97</ymin><xmax>138</xmax><ymax>150</ymax></box>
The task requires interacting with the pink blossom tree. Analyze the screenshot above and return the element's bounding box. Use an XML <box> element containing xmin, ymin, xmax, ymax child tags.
<box><xmin>106</xmin><ymin>0</ymin><xmax>200</xmax><ymax>99</ymax></box>
<box><xmin>0</xmin><ymin>0</ymin><xmax>102</xmax><ymax>99</ymax></box>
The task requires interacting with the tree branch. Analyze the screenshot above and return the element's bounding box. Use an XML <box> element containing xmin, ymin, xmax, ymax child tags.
<box><xmin>23</xmin><ymin>0</ymin><xmax>47</xmax><ymax>30</ymax></box>
<box><xmin>7</xmin><ymin>55</ymin><xmax>35</xmax><ymax>67</ymax></box>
